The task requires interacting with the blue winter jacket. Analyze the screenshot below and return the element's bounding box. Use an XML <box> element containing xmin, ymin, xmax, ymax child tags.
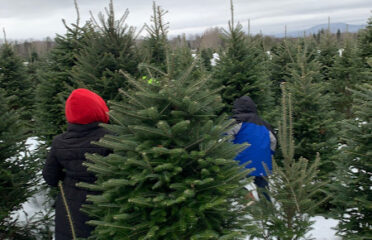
<box><xmin>229</xmin><ymin>96</ymin><xmax>276</xmax><ymax>176</ymax></box>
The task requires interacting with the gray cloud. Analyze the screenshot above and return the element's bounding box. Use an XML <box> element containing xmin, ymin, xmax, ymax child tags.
<box><xmin>0</xmin><ymin>0</ymin><xmax>370</xmax><ymax>39</ymax></box>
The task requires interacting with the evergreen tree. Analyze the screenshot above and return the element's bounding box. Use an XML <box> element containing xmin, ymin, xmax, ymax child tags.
<box><xmin>336</xmin><ymin>29</ymin><xmax>341</xmax><ymax>42</ymax></box>
<box><xmin>284</xmin><ymin>40</ymin><xmax>336</xmax><ymax>173</ymax></box>
<box><xmin>34</xmin><ymin>6</ymin><xmax>88</xmax><ymax>143</ymax></box>
<box><xmin>141</xmin><ymin>2</ymin><xmax>169</xmax><ymax>73</ymax></box>
<box><xmin>26</xmin><ymin>50</ymin><xmax>41</xmax><ymax>89</ymax></box>
<box><xmin>200</xmin><ymin>48</ymin><xmax>213</xmax><ymax>71</ymax></box>
<box><xmin>331</xmin><ymin>83</ymin><xmax>372</xmax><ymax>239</ymax></box>
<box><xmin>358</xmin><ymin>15</ymin><xmax>372</xmax><ymax>66</ymax></box>
<box><xmin>71</xmin><ymin>0</ymin><xmax>139</xmax><ymax>101</ymax></box>
<box><xmin>270</xmin><ymin>39</ymin><xmax>297</xmax><ymax>106</ymax></box>
<box><xmin>0</xmin><ymin>43</ymin><xmax>33</xmax><ymax>120</ymax></box>
<box><xmin>316</xmin><ymin>30</ymin><xmax>338</xmax><ymax>82</ymax></box>
<box><xmin>80</xmin><ymin>63</ymin><xmax>254</xmax><ymax>239</ymax></box>
<box><xmin>213</xmin><ymin>0</ymin><xmax>273</xmax><ymax>117</ymax></box>
<box><xmin>329</xmin><ymin>36</ymin><xmax>365</xmax><ymax>119</ymax></box>
<box><xmin>171</xmin><ymin>37</ymin><xmax>200</xmax><ymax>79</ymax></box>
<box><xmin>0</xmin><ymin>89</ymin><xmax>37</xmax><ymax>239</ymax></box>
<box><xmin>247</xmin><ymin>84</ymin><xmax>328</xmax><ymax>240</ymax></box>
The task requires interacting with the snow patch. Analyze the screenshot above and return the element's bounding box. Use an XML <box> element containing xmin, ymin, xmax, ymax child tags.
<box><xmin>210</xmin><ymin>53</ymin><xmax>219</xmax><ymax>66</ymax></box>
<box><xmin>244</xmin><ymin>216</ymin><xmax>340</xmax><ymax>240</ymax></box>
<box><xmin>307</xmin><ymin>216</ymin><xmax>340</xmax><ymax>240</ymax></box>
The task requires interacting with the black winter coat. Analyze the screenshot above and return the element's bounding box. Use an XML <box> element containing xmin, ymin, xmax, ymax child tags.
<box><xmin>42</xmin><ymin>122</ymin><xmax>110</xmax><ymax>240</ymax></box>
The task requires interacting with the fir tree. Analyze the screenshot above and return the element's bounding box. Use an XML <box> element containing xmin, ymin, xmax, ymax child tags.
<box><xmin>284</xmin><ymin>40</ymin><xmax>336</xmax><ymax>173</ymax></box>
<box><xmin>170</xmin><ymin>36</ymin><xmax>200</xmax><ymax>79</ymax></box>
<box><xmin>328</xmin><ymin>36</ymin><xmax>365</xmax><ymax>119</ymax></box>
<box><xmin>270</xmin><ymin>39</ymin><xmax>297</xmax><ymax>106</ymax></box>
<box><xmin>0</xmin><ymin>89</ymin><xmax>37</xmax><ymax>239</ymax></box>
<box><xmin>0</xmin><ymin>43</ymin><xmax>33</xmax><ymax>120</ymax></box>
<box><xmin>316</xmin><ymin>30</ymin><xmax>338</xmax><ymax>82</ymax></box>
<box><xmin>358</xmin><ymin>15</ymin><xmax>372</xmax><ymax>66</ymax></box>
<box><xmin>200</xmin><ymin>48</ymin><xmax>214</xmax><ymax>71</ymax></box>
<box><xmin>332</xmin><ymin>83</ymin><xmax>372</xmax><ymax>239</ymax></box>
<box><xmin>71</xmin><ymin>0</ymin><xmax>139</xmax><ymax>101</ymax></box>
<box><xmin>80</xmin><ymin>62</ymin><xmax>254</xmax><ymax>239</ymax></box>
<box><xmin>213</xmin><ymin>0</ymin><xmax>273</xmax><ymax>117</ymax></box>
<box><xmin>34</xmin><ymin>3</ymin><xmax>88</xmax><ymax>143</ymax></box>
<box><xmin>141</xmin><ymin>2</ymin><xmax>169</xmax><ymax>73</ymax></box>
<box><xmin>247</xmin><ymin>84</ymin><xmax>328</xmax><ymax>240</ymax></box>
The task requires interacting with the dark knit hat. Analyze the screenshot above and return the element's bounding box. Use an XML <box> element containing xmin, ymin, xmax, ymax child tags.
<box><xmin>65</xmin><ymin>88</ymin><xmax>109</xmax><ymax>124</ymax></box>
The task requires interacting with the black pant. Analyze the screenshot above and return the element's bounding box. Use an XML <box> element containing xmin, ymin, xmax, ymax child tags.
<box><xmin>254</xmin><ymin>176</ymin><xmax>271</xmax><ymax>201</ymax></box>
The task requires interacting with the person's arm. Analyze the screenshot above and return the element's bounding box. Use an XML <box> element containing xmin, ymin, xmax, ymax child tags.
<box><xmin>42</xmin><ymin>145</ymin><xmax>64</xmax><ymax>187</ymax></box>
<box><xmin>226</xmin><ymin>122</ymin><xmax>242</xmax><ymax>137</ymax></box>
<box><xmin>269</xmin><ymin>131</ymin><xmax>277</xmax><ymax>154</ymax></box>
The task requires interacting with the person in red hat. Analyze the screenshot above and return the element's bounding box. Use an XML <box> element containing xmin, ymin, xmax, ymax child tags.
<box><xmin>42</xmin><ymin>88</ymin><xmax>111</xmax><ymax>240</ymax></box>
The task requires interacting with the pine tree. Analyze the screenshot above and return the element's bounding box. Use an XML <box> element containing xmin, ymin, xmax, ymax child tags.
<box><xmin>0</xmin><ymin>43</ymin><xmax>33</xmax><ymax>120</ymax></box>
<box><xmin>80</xmin><ymin>61</ymin><xmax>254</xmax><ymax>239</ymax></box>
<box><xmin>34</xmin><ymin>3</ymin><xmax>88</xmax><ymax>144</ymax></box>
<box><xmin>71</xmin><ymin>0</ymin><xmax>139</xmax><ymax>101</ymax></box>
<box><xmin>212</xmin><ymin>0</ymin><xmax>273</xmax><ymax>117</ymax></box>
<box><xmin>331</xmin><ymin>83</ymin><xmax>372</xmax><ymax>239</ymax></box>
<box><xmin>0</xmin><ymin>89</ymin><xmax>37</xmax><ymax>239</ymax></box>
<box><xmin>284</xmin><ymin>40</ymin><xmax>336</xmax><ymax>174</ymax></box>
<box><xmin>247</xmin><ymin>84</ymin><xmax>328</xmax><ymax>240</ymax></box>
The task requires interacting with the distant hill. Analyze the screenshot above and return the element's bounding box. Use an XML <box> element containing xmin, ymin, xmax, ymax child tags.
<box><xmin>274</xmin><ymin>23</ymin><xmax>365</xmax><ymax>38</ymax></box>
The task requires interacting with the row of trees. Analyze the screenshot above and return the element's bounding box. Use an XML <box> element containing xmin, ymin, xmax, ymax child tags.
<box><xmin>0</xmin><ymin>0</ymin><xmax>370</xmax><ymax>239</ymax></box>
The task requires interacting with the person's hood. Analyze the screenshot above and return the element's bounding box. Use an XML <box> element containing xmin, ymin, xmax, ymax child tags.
<box><xmin>232</xmin><ymin>96</ymin><xmax>257</xmax><ymax>115</ymax></box>
<box><xmin>65</xmin><ymin>88</ymin><xmax>109</xmax><ymax>124</ymax></box>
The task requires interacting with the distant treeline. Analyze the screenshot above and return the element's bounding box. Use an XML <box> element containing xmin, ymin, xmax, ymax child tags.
<box><xmin>3</xmin><ymin>27</ymin><xmax>359</xmax><ymax>61</ymax></box>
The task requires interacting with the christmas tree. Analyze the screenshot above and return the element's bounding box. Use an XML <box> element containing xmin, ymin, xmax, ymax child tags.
<box><xmin>332</xmin><ymin>83</ymin><xmax>372</xmax><ymax>239</ymax></box>
<box><xmin>212</xmin><ymin>0</ymin><xmax>273</xmax><ymax>117</ymax></box>
<box><xmin>0</xmin><ymin>89</ymin><xmax>37</xmax><ymax>239</ymax></box>
<box><xmin>358</xmin><ymin>15</ymin><xmax>372</xmax><ymax>67</ymax></box>
<box><xmin>140</xmin><ymin>2</ymin><xmax>169</xmax><ymax>73</ymax></box>
<box><xmin>80</xmin><ymin>62</ymin><xmax>254</xmax><ymax>239</ymax></box>
<box><xmin>200</xmin><ymin>48</ymin><xmax>214</xmax><ymax>72</ymax></box>
<box><xmin>71</xmin><ymin>0</ymin><xmax>139</xmax><ymax>101</ymax></box>
<box><xmin>0</xmin><ymin>42</ymin><xmax>33</xmax><ymax>121</ymax></box>
<box><xmin>247</xmin><ymin>84</ymin><xmax>328</xmax><ymax>240</ymax></box>
<box><xmin>328</xmin><ymin>36</ymin><xmax>366</xmax><ymax>119</ymax></box>
<box><xmin>284</xmin><ymin>40</ymin><xmax>336</xmax><ymax>174</ymax></box>
<box><xmin>270</xmin><ymin>38</ymin><xmax>297</xmax><ymax>107</ymax></box>
<box><xmin>315</xmin><ymin>26</ymin><xmax>338</xmax><ymax>82</ymax></box>
<box><xmin>171</xmin><ymin>36</ymin><xmax>200</xmax><ymax>79</ymax></box>
<box><xmin>34</xmin><ymin>2</ymin><xmax>88</xmax><ymax>143</ymax></box>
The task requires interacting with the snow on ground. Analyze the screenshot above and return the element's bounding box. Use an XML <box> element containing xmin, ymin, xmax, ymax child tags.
<box><xmin>243</xmin><ymin>182</ymin><xmax>341</xmax><ymax>240</ymax></box>
<box><xmin>211</xmin><ymin>52</ymin><xmax>220</xmax><ymax>66</ymax></box>
<box><xmin>25</xmin><ymin>136</ymin><xmax>41</xmax><ymax>152</ymax></box>
<box><xmin>10</xmin><ymin>187</ymin><xmax>52</xmax><ymax>224</ymax></box>
<box><xmin>307</xmin><ymin>216</ymin><xmax>341</xmax><ymax>240</ymax></box>
<box><xmin>10</xmin><ymin>137</ymin><xmax>53</xmax><ymax>225</ymax></box>
<box><xmin>244</xmin><ymin>216</ymin><xmax>340</xmax><ymax>240</ymax></box>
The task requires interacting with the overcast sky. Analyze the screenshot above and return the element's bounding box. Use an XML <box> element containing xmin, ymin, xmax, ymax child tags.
<box><xmin>0</xmin><ymin>0</ymin><xmax>370</xmax><ymax>40</ymax></box>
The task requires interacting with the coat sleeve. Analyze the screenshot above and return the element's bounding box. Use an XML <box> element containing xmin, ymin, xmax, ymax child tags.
<box><xmin>226</xmin><ymin>123</ymin><xmax>242</xmax><ymax>137</ymax></box>
<box><xmin>42</xmin><ymin>145</ymin><xmax>64</xmax><ymax>187</ymax></box>
<box><xmin>269</xmin><ymin>131</ymin><xmax>277</xmax><ymax>154</ymax></box>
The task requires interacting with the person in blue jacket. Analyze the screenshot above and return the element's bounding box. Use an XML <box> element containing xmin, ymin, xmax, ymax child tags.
<box><xmin>228</xmin><ymin>96</ymin><xmax>276</xmax><ymax>198</ymax></box>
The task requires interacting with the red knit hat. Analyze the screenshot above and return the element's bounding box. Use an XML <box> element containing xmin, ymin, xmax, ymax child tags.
<box><xmin>65</xmin><ymin>88</ymin><xmax>109</xmax><ymax>124</ymax></box>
